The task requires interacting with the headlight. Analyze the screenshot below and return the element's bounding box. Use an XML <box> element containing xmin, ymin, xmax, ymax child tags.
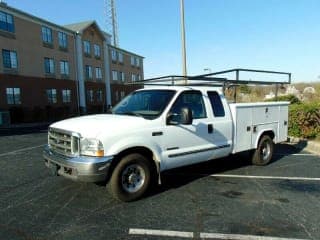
<box><xmin>80</xmin><ymin>138</ymin><xmax>104</xmax><ymax>157</ymax></box>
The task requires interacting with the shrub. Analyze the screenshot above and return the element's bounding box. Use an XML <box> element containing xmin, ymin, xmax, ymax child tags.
<box><xmin>289</xmin><ymin>102</ymin><xmax>320</xmax><ymax>139</ymax></box>
<box><xmin>267</xmin><ymin>94</ymin><xmax>301</xmax><ymax>104</ymax></box>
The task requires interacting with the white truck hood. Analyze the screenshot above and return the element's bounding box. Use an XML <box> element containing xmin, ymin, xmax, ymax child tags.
<box><xmin>50</xmin><ymin>114</ymin><xmax>150</xmax><ymax>138</ymax></box>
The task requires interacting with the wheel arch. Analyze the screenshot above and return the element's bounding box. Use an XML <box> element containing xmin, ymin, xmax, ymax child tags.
<box><xmin>254</xmin><ymin>130</ymin><xmax>275</xmax><ymax>148</ymax></box>
<box><xmin>107</xmin><ymin>146</ymin><xmax>160</xmax><ymax>183</ymax></box>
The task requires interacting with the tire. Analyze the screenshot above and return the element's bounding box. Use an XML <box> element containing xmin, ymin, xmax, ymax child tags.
<box><xmin>108</xmin><ymin>153</ymin><xmax>152</xmax><ymax>202</ymax></box>
<box><xmin>251</xmin><ymin>135</ymin><xmax>274</xmax><ymax>166</ymax></box>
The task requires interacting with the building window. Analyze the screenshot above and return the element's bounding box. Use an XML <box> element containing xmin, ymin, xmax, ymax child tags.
<box><xmin>58</xmin><ymin>32</ymin><xmax>68</xmax><ymax>49</ymax></box>
<box><xmin>118</xmin><ymin>52</ymin><xmax>123</xmax><ymax>63</ymax></box>
<box><xmin>83</xmin><ymin>41</ymin><xmax>91</xmax><ymax>55</ymax></box>
<box><xmin>44</xmin><ymin>58</ymin><xmax>55</xmax><ymax>74</ymax></box>
<box><xmin>120</xmin><ymin>91</ymin><xmax>125</xmax><ymax>99</ymax></box>
<box><xmin>95</xmin><ymin>67</ymin><xmax>102</xmax><ymax>80</ymax></box>
<box><xmin>87</xmin><ymin>90</ymin><xmax>94</xmax><ymax>103</ymax></box>
<box><xmin>130</xmin><ymin>56</ymin><xmax>135</xmax><ymax>66</ymax></box>
<box><xmin>0</xmin><ymin>11</ymin><xmax>15</xmax><ymax>33</ymax></box>
<box><xmin>94</xmin><ymin>44</ymin><xmax>101</xmax><ymax>58</ymax></box>
<box><xmin>60</xmin><ymin>61</ymin><xmax>69</xmax><ymax>76</ymax></box>
<box><xmin>136</xmin><ymin>58</ymin><xmax>140</xmax><ymax>67</ymax></box>
<box><xmin>115</xmin><ymin>91</ymin><xmax>119</xmax><ymax>102</ymax></box>
<box><xmin>6</xmin><ymin>88</ymin><xmax>21</xmax><ymax>105</ymax></box>
<box><xmin>42</xmin><ymin>26</ymin><xmax>52</xmax><ymax>44</ymax></box>
<box><xmin>136</xmin><ymin>74</ymin><xmax>141</xmax><ymax>81</ymax></box>
<box><xmin>97</xmin><ymin>90</ymin><xmax>103</xmax><ymax>102</ymax></box>
<box><xmin>62</xmin><ymin>89</ymin><xmax>71</xmax><ymax>103</ymax></box>
<box><xmin>112</xmin><ymin>70</ymin><xmax>118</xmax><ymax>81</ymax></box>
<box><xmin>111</xmin><ymin>49</ymin><xmax>117</xmax><ymax>61</ymax></box>
<box><xmin>2</xmin><ymin>49</ymin><xmax>17</xmax><ymax>69</ymax></box>
<box><xmin>119</xmin><ymin>72</ymin><xmax>125</xmax><ymax>82</ymax></box>
<box><xmin>46</xmin><ymin>89</ymin><xmax>57</xmax><ymax>104</ymax></box>
<box><xmin>85</xmin><ymin>65</ymin><xmax>93</xmax><ymax>79</ymax></box>
<box><xmin>131</xmin><ymin>74</ymin><xmax>136</xmax><ymax>82</ymax></box>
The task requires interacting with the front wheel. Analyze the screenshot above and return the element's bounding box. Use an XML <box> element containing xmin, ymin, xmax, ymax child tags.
<box><xmin>251</xmin><ymin>135</ymin><xmax>274</xmax><ymax>166</ymax></box>
<box><xmin>108</xmin><ymin>153</ymin><xmax>152</xmax><ymax>202</ymax></box>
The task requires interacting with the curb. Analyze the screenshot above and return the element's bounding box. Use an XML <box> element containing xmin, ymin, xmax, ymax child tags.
<box><xmin>287</xmin><ymin>136</ymin><xmax>320</xmax><ymax>156</ymax></box>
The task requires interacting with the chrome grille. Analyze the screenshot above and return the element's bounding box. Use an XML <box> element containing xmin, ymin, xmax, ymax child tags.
<box><xmin>48</xmin><ymin>128</ymin><xmax>79</xmax><ymax>156</ymax></box>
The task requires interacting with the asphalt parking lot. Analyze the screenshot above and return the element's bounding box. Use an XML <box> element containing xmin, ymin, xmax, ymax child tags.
<box><xmin>0</xmin><ymin>130</ymin><xmax>319</xmax><ymax>240</ymax></box>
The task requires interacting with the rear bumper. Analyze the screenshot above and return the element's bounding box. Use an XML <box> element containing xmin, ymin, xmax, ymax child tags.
<box><xmin>43</xmin><ymin>145</ymin><xmax>113</xmax><ymax>182</ymax></box>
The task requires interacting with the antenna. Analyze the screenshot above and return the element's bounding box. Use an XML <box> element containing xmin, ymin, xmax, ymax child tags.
<box><xmin>105</xmin><ymin>0</ymin><xmax>119</xmax><ymax>47</ymax></box>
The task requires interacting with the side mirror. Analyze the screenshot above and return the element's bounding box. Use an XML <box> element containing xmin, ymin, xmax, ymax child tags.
<box><xmin>167</xmin><ymin>107</ymin><xmax>193</xmax><ymax>125</ymax></box>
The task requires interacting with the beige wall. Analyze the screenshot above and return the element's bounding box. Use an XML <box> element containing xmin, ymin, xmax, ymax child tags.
<box><xmin>0</xmin><ymin>14</ymin><xmax>76</xmax><ymax>80</ymax></box>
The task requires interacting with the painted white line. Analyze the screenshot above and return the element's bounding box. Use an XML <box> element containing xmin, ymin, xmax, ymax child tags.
<box><xmin>200</xmin><ymin>232</ymin><xmax>308</xmax><ymax>240</ymax></box>
<box><xmin>211</xmin><ymin>174</ymin><xmax>320</xmax><ymax>181</ymax></box>
<box><xmin>274</xmin><ymin>153</ymin><xmax>318</xmax><ymax>156</ymax></box>
<box><xmin>129</xmin><ymin>228</ymin><xmax>194</xmax><ymax>238</ymax></box>
<box><xmin>129</xmin><ymin>229</ymin><xmax>308</xmax><ymax>240</ymax></box>
<box><xmin>0</xmin><ymin>144</ymin><xmax>45</xmax><ymax>157</ymax></box>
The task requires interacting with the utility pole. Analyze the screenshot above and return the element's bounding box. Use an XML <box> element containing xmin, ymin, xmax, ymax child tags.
<box><xmin>180</xmin><ymin>0</ymin><xmax>187</xmax><ymax>84</ymax></box>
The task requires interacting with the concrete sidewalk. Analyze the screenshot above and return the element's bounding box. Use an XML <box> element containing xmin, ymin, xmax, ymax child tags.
<box><xmin>288</xmin><ymin>137</ymin><xmax>320</xmax><ymax>156</ymax></box>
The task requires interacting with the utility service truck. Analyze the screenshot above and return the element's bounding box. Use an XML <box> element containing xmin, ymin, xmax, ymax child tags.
<box><xmin>43</xmin><ymin>69</ymin><xmax>291</xmax><ymax>201</ymax></box>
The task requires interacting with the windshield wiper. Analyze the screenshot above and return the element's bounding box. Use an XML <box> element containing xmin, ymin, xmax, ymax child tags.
<box><xmin>117</xmin><ymin>111</ymin><xmax>144</xmax><ymax>117</ymax></box>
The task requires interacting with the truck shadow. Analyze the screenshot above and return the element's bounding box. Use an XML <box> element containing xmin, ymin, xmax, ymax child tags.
<box><xmin>147</xmin><ymin>143</ymin><xmax>306</xmax><ymax>197</ymax></box>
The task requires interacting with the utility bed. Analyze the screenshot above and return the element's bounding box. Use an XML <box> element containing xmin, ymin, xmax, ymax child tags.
<box><xmin>229</xmin><ymin>102</ymin><xmax>289</xmax><ymax>154</ymax></box>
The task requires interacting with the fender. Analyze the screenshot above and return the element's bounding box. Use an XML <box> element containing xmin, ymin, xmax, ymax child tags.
<box><xmin>105</xmin><ymin>136</ymin><xmax>164</xmax><ymax>169</ymax></box>
<box><xmin>254</xmin><ymin>128</ymin><xmax>276</xmax><ymax>149</ymax></box>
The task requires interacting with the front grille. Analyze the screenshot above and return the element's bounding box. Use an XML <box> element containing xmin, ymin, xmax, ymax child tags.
<box><xmin>48</xmin><ymin>128</ymin><xmax>79</xmax><ymax>156</ymax></box>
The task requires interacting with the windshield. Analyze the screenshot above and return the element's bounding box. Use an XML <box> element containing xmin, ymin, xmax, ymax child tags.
<box><xmin>112</xmin><ymin>90</ymin><xmax>176</xmax><ymax>119</ymax></box>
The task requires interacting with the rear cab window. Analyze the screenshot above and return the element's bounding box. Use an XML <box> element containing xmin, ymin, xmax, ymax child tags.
<box><xmin>207</xmin><ymin>91</ymin><xmax>225</xmax><ymax>117</ymax></box>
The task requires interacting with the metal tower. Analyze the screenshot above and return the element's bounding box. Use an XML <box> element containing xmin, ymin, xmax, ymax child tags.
<box><xmin>105</xmin><ymin>0</ymin><xmax>119</xmax><ymax>47</ymax></box>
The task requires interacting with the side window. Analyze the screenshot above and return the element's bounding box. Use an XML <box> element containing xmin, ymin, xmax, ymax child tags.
<box><xmin>170</xmin><ymin>91</ymin><xmax>206</xmax><ymax>119</ymax></box>
<box><xmin>208</xmin><ymin>91</ymin><xmax>225</xmax><ymax>117</ymax></box>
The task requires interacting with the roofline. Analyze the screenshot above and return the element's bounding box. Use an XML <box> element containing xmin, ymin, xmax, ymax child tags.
<box><xmin>108</xmin><ymin>44</ymin><xmax>144</xmax><ymax>59</ymax></box>
<box><xmin>0</xmin><ymin>2</ymin><xmax>75</xmax><ymax>34</ymax></box>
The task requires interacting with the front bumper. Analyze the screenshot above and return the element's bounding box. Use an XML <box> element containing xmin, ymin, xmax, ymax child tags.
<box><xmin>43</xmin><ymin>145</ymin><xmax>113</xmax><ymax>182</ymax></box>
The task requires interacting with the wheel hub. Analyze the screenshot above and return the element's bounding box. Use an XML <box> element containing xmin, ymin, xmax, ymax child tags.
<box><xmin>121</xmin><ymin>164</ymin><xmax>145</xmax><ymax>193</ymax></box>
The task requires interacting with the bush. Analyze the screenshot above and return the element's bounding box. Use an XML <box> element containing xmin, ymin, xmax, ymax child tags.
<box><xmin>267</xmin><ymin>94</ymin><xmax>301</xmax><ymax>104</ymax></box>
<box><xmin>289</xmin><ymin>102</ymin><xmax>320</xmax><ymax>139</ymax></box>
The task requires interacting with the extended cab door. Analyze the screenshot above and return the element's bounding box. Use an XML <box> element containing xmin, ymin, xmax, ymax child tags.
<box><xmin>162</xmin><ymin>90</ymin><xmax>218</xmax><ymax>169</ymax></box>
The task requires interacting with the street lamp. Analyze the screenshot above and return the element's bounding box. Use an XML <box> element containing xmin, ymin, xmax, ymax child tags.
<box><xmin>180</xmin><ymin>0</ymin><xmax>187</xmax><ymax>84</ymax></box>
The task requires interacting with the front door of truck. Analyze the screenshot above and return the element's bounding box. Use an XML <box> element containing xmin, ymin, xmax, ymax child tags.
<box><xmin>162</xmin><ymin>90</ymin><xmax>216</xmax><ymax>169</ymax></box>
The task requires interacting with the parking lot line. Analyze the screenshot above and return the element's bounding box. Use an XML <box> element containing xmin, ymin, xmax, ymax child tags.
<box><xmin>211</xmin><ymin>174</ymin><xmax>320</xmax><ymax>181</ymax></box>
<box><xmin>200</xmin><ymin>232</ymin><xmax>308</xmax><ymax>240</ymax></box>
<box><xmin>0</xmin><ymin>144</ymin><xmax>45</xmax><ymax>157</ymax></box>
<box><xmin>274</xmin><ymin>153</ymin><xmax>318</xmax><ymax>156</ymax></box>
<box><xmin>129</xmin><ymin>228</ymin><xmax>308</xmax><ymax>240</ymax></box>
<box><xmin>129</xmin><ymin>228</ymin><xmax>194</xmax><ymax>238</ymax></box>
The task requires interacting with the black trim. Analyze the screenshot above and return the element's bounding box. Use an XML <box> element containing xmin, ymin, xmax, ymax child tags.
<box><xmin>167</xmin><ymin>147</ymin><xmax>179</xmax><ymax>151</ymax></box>
<box><xmin>168</xmin><ymin>144</ymin><xmax>231</xmax><ymax>158</ymax></box>
<box><xmin>152</xmin><ymin>131</ymin><xmax>163</xmax><ymax>136</ymax></box>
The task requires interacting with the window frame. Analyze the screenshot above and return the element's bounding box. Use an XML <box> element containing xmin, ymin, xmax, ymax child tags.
<box><xmin>42</xmin><ymin>26</ymin><xmax>53</xmax><ymax>44</ymax></box>
<box><xmin>0</xmin><ymin>11</ymin><xmax>15</xmax><ymax>33</ymax></box>
<box><xmin>83</xmin><ymin>40</ymin><xmax>91</xmax><ymax>55</ymax></box>
<box><xmin>62</xmin><ymin>89</ymin><xmax>71</xmax><ymax>103</ymax></box>
<box><xmin>44</xmin><ymin>58</ymin><xmax>55</xmax><ymax>74</ymax></box>
<box><xmin>58</xmin><ymin>32</ymin><xmax>68</xmax><ymax>49</ymax></box>
<box><xmin>85</xmin><ymin>65</ymin><xmax>93</xmax><ymax>79</ymax></box>
<box><xmin>2</xmin><ymin>49</ymin><xmax>17</xmax><ymax>69</ymax></box>
<box><xmin>6</xmin><ymin>87</ymin><xmax>21</xmax><ymax>105</ymax></box>
<box><xmin>60</xmin><ymin>60</ymin><xmax>69</xmax><ymax>76</ymax></box>
<box><xmin>46</xmin><ymin>89</ymin><xmax>57</xmax><ymax>104</ymax></box>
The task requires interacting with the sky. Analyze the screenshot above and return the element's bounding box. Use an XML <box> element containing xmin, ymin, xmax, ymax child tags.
<box><xmin>5</xmin><ymin>0</ymin><xmax>320</xmax><ymax>82</ymax></box>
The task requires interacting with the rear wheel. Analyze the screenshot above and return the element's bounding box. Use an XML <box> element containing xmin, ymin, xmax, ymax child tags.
<box><xmin>108</xmin><ymin>153</ymin><xmax>152</xmax><ymax>202</ymax></box>
<box><xmin>252</xmin><ymin>135</ymin><xmax>274</xmax><ymax>166</ymax></box>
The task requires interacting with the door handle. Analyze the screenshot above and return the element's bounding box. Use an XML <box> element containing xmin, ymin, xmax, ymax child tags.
<box><xmin>208</xmin><ymin>124</ymin><xmax>213</xmax><ymax>134</ymax></box>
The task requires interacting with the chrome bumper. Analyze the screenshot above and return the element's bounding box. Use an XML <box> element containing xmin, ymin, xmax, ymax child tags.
<box><xmin>43</xmin><ymin>145</ymin><xmax>113</xmax><ymax>182</ymax></box>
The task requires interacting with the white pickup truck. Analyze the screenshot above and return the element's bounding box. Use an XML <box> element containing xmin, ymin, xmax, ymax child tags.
<box><xmin>44</xmin><ymin>85</ymin><xmax>289</xmax><ymax>201</ymax></box>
